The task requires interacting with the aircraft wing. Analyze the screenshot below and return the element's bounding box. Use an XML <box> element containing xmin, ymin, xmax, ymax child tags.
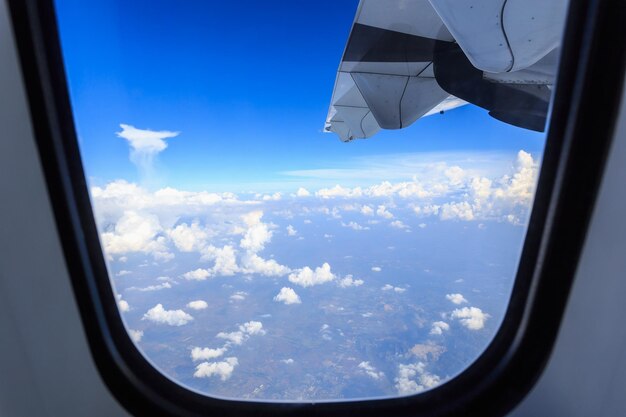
<box><xmin>325</xmin><ymin>0</ymin><xmax>567</xmax><ymax>142</ymax></box>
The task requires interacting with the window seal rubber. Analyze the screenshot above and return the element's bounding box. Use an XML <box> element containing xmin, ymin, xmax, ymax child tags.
<box><xmin>7</xmin><ymin>0</ymin><xmax>626</xmax><ymax>415</ymax></box>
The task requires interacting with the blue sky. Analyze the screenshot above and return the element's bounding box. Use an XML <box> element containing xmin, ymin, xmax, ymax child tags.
<box><xmin>54</xmin><ymin>0</ymin><xmax>545</xmax><ymax>192</ymax></box>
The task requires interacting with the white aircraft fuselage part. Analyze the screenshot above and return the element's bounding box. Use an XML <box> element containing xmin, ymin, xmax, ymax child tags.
<box><xmin>325</xmin><ymin>0</ymin><xmax>567</xmax><ymax>142</ymax></box>
<box><xmin>428</xmin><ymin>0</ymin><xmax>568</xmax><ymax>73</ymax></box>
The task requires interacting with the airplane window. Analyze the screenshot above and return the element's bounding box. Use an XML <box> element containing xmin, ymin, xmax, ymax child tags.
<box><xmin>53</xmin><ymin>0</ymin><xmax>569</xmax><ymax>401</ymax></box>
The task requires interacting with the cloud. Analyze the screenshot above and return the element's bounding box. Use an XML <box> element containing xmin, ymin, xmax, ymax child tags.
<box><xmin>239</xmin><ymin>321</ymin><xmax>265</xmax><ymax>335</ymax></box>
<box><xmin>240</xmin><ymin>211</ymin><xmax>272</xmax><ymax>251</ymax></box>
<box><xmin>241</xmin><ymin>253</ymin><xmax>290</xmax><ymax>277</ymax></box>
<box><xmin>187</xmin><ymin>300</ymin><xmax>208</xmax><ymax>310</ymax></box>
<box><xmin>286</xmin><ymin>225</ymin><xmax>298</xmax><ymax>236</ymax></box>
<box><xmin>446</xmin><ymin>293</ymin><xmax>468</xmax><ymax>305</ymax></box>
<box><xmin>371</xmin><ymin>267</ymin><xmax>382</xmax><ymax>272</ymax></box>
<box><xmin>430</xmin><ymin>321</ymin><xmax>450</xmax><ymax>335</ymax></box>
<box><xmin>117</xmin><ymin>124</ymin><xmax>179</xmax><ymax>154</ymax></box>
<box><xmin>338</xmin><ymin>275</ymin><xmax>364</xmax><ymax>288</ymax></box>
<box><xmin>358</xmin><ymin>361</ymin><xmax>385</xmax><ymax>380</ymax></box>
<box><xmin>444</xmin><ymin>165</ymin><xmax>465</xmax><ymax>185</ymax></box>
<box><xmin>142</xmin><ymin>304</ymin><xmax>193</xmax><ymax>326</ymax></box>
<box><xmin>193</xmin><ymin>357</ymin><xmax>238</xmax><ymax>380</ymax></box>
<box><xmin>217</xmin><ymin>321</ymin><xmax>266</xmax><ymax>345</ymax></box>
<box><xmin>296</xmin><ymin>187</ymin><xmax>310</xmax><ymax>197</ymax></box>
<box><xmin>440</xmin><ymin>201</ymin><xmax>474</xmax><ymax>221</ymax></box>
<box><xmin>216</xmin><ymin>331</ymin><xmax>246</xmax><ymax>345</ymax></box>
<box><xmin>191</xmin><ymin>346</ymin><xmax>227</xmax><ymax>361</ymax></box>
<box><xmin>360</xmin><ymin>205</ymin><xmax>374</xmax><ymax>216</ymax></box>
<box><xmin>91</xmin><ymin>181</ymin><xmax>244</xmax><ymax>216</ymax></box>
<box><xmin>316</xmin><ymin>185</ymin><xmax>362</xmax><ymax>199</ymax></box>
<box><xmin>100</xmin><ymin>210</ymin><xmax>172</xmax><ymax>261</ymax></box>
<box><xmin>117</xmin><ymin>124</ymin><xmax>179</xmax><ymax>181</ymax></box>
<box><xmin>117</xmin><ymin>295</ymin><xmax>130</xmax><ymax>312</ymax></box>
<box><xmin>116</xmin><ymin>270</ymin><xmax>131</xmax><ymax>276</ymax></box>
<box><xmin>451</xmin><ymin>307</ymin><xmax>489</xmax><ymax>330</ymax></box>
<box><xmin>376</xmin><ymin>205</ymin><xmax>394</xmax><ymax>219</ymax></box>
<box><xmin>341</xmin><ymin>221</ymin><xmax>369</xmax><ymax>231</ymax></box>
<box><xmin>182</xmin><ymin>268</ymin><xmax>211</xmax><ymax>281</ymax></box>
<box><xmin>229</xmin><ymin>291</ymin><xmax>247</xmax><ymax>301</ymax></box>
<box><xmin>128</xmin><ymin>282</ymin><xmax>172</xmax><ymax>292</ymax></box>
<box><xmin>168</xmin><ymin>222</ymin><xmax>210</xmax><ymax>252</ymax></box>
<box><xmin>202</xmin><ymin>245</ymin><xmax>240</xmax><ymax>276</ymax></box>
<box><xmin>128</xmin><ymin>329</ymin><xmax>143</xmax><ymax>342</ymax></box>
<box><xmin>281</xmin><ymin>358</ymin><xmax>294</xmax><ymax>364</ymax></box>
<box><xmin>182</xmin><ymin>246</ymin><xmax>240</xmax><ymax>280</ymax></box>
<box><xmin>260</xmin><ymin>192</ymin><xmax>282</xmax><ymax>201</ymax></box>
<box><xmin>390</xmin><ymin>220</ymin><xmax>409</xmax><ymax>229</ymax></box>
<box><xmin>288</xmin><ymin>262</ymin><xmax>335</xmax><ymax>287</ymax></box>
<box><xmin>273</xmin><ymin>287</ymin><xmax>302</xmax><ymax>305</ymax></box>
<box><xmin>412</xmin><ymin>150</ymin><xmax>539</xmax><ymax>224</ymax></box>
<box><xmin>395</xmin><ymin>362</ymin><xmax>441</xmax><ymax>395</ymax></box>
<box><xmin>382</xmin><ymin>284</ymin><xmax>406</xmax><ymax>293</ymax></box>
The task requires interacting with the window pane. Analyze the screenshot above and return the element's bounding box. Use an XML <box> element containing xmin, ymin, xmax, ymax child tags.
<box><xmin>54</xmin><ymin>0</ymin><xmax>568</xmax><ymax>401</ymax></box>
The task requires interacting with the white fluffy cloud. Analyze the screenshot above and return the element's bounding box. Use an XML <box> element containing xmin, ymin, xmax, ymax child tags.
<box><xmin>316</xmin><ymin>185</ymin><xmax>363</xmax><ymax>199</ymax></box>
<box><xmin>240</xmin><ymin>211</ymin><xmax>272</xmax><ymax>253</ymax></box>
<box><xmin>296</xmin><ymin>187</ymin><xmax>310</xmax><ymax>197</ymax></box>
<box><xmin>241</xmin><ymin>253</ymin><xmax>290</xmax><ymax>277</ymax></box>
<box><xmin>117</xmin><ymin>124</ymin><xmax>180</xmax><ymax>183</ymax></box>
<box><xmin>390</xmin><ymin>220</ymin><xmax>409</xmax><ymax>229</ymax></box>
<box><xmin>100</xmin><ymin>210</ymin><xmax>172</xmax><ymax>261</ymax></box>
<box><xmin>371</xmin><ymin>266</ymin><xmax>382</xmax><ymax>272</ymax></box>
<box><xmin>360</xmin><ymin>205</ymin><xmax>374</xmax><ymax>216</ymax></box>
<box><xmin>430</xmin><ymin>321</ymin><xmax>450</xmax><ymax>335</ymax></box>
<box><xmin>193</xmin><ymin>357</ymin><xmax>238</xmax><ymax>380</ymax></box>
<box><xmin>182</xmin><ymin>268</ymin><xmax>211</xmax><ymax>281</ymax></box>
<box><xmin>411</xmin><ymin>150</ymin><xmax>539</xmax><ymax>224</ymax></box>
<box><xmin>260</xmin><ymin>192</ymin><xmax>282</xmax><ymax>201</ymax></box>
<box><xmin>440</xmin><ymin>201</ymin><xmax>474</xmax><ymax>221</ymax></box>
<box><xmin>182</xmin><ymin>245</ymin><xmax>241</xmax><ymax>280</ymax></box>
<box><xmin>128</xmin><ymin>282</ymin><xmax>172</xmax><ymax>292</ymax></box>
<box><xmin>91</xmin><ymin>181</ymin><xmax>243</xmax><ymax>218</ymax></box>
<box><xmin>338</xmin><ymin>275</ymin><xmax>364</xmax><ymax>288</ymax></box>
<box><xmin>229</xmin><ymin>291</ymin><xmax>247</xmax><ymax>301</ymax></box>
<box><xmin>216</xmin><ymin>330</ymin><xmax>246</xmax><ymax>345</ymax></box>
<box><xmin>341</xmin><ymin>221</ymin><xmax>369</xmax><ymax>231</ymax></box>
<box><xmin>382</xmin><ymin>284</ymin><xmax>406</xmax><ymax>293</ymax></box>
<box><xmin>202</xmin><ymin>245</ymin><xmax>240</xmax><ymax>276</ymax></box>
<box><xmin>288</xmin><ymin>262</ymin><xmax>335</xmax><ymax>287</ymax></box>
<box><xmin>128</xmin><ymin>329</ymin><xmax>143</xmax><ymax>342</ymax></box>
<box><xmin>217</xmin><ymin>321</ymin><xmax>265</xmax><ymax>345</ymax></box>
<box><xmin>187</xmin><ymin>300</ymin><xmax>208</xmax><ymax>310</ymax></box>
<box><xmin>446</xmin><ymin>293</ymin><xmax>468</xmax><ymax>305</ymax></box>
<box><xmin>286</xmin><ymin>225</ymin><xmax>298</xmax><ymax>236</ymax></box>
<box><xmin>376</xmin><ymin>205</ymin><xmax>394</xmax><ymax>219</ymax></box>
<box><xmin>358</xmin><ymin>361</ymin><xmax>385</xmax><ymax>380</ymax></box>
<box><xmin>191</xmin><ymin>346</ymin><xmax>226</xmax><ymax>361</ymax></box>
<box><xmin>273</xmin><ymin>287</ymin><xmax>302</xmax><ymax>305</ymax></box>
<box><xmin>117</xmin><ymin>124</ymin><xmax>179</xmax><ymax>155</ymax></box>
<box><xmin>239</xmin><ymin>321</ymin><xmax>265</xmax><ymax>335</ymax></box>
<box><xmin>168</xmin><ymin>222</ymin><xmax>210</xmax><ymax>252</ymax></box>
<box><xmin>116</xmin><ymin>295</ymin><xmax>130</xmax><ymax>312</ymax></box>
<box><xmin>451</xmin><ymin>307</ymin><xmax>490</xmax><ymax>330</ymax></box>
<box><xmin>395</xmin><ymin>362</ymin><xmax>441</xmax><ymax>395</ymax></box>
<box><xmin>142</xmin><ymin>304</ymin><xmax>193</xmax><ymax>326</ymax></box>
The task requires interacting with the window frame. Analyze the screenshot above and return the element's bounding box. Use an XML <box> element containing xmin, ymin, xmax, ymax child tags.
<box><xmin>7</xmin><ymin>0</ymin><xmax>626</xmax><ymax>415</ymax></box>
